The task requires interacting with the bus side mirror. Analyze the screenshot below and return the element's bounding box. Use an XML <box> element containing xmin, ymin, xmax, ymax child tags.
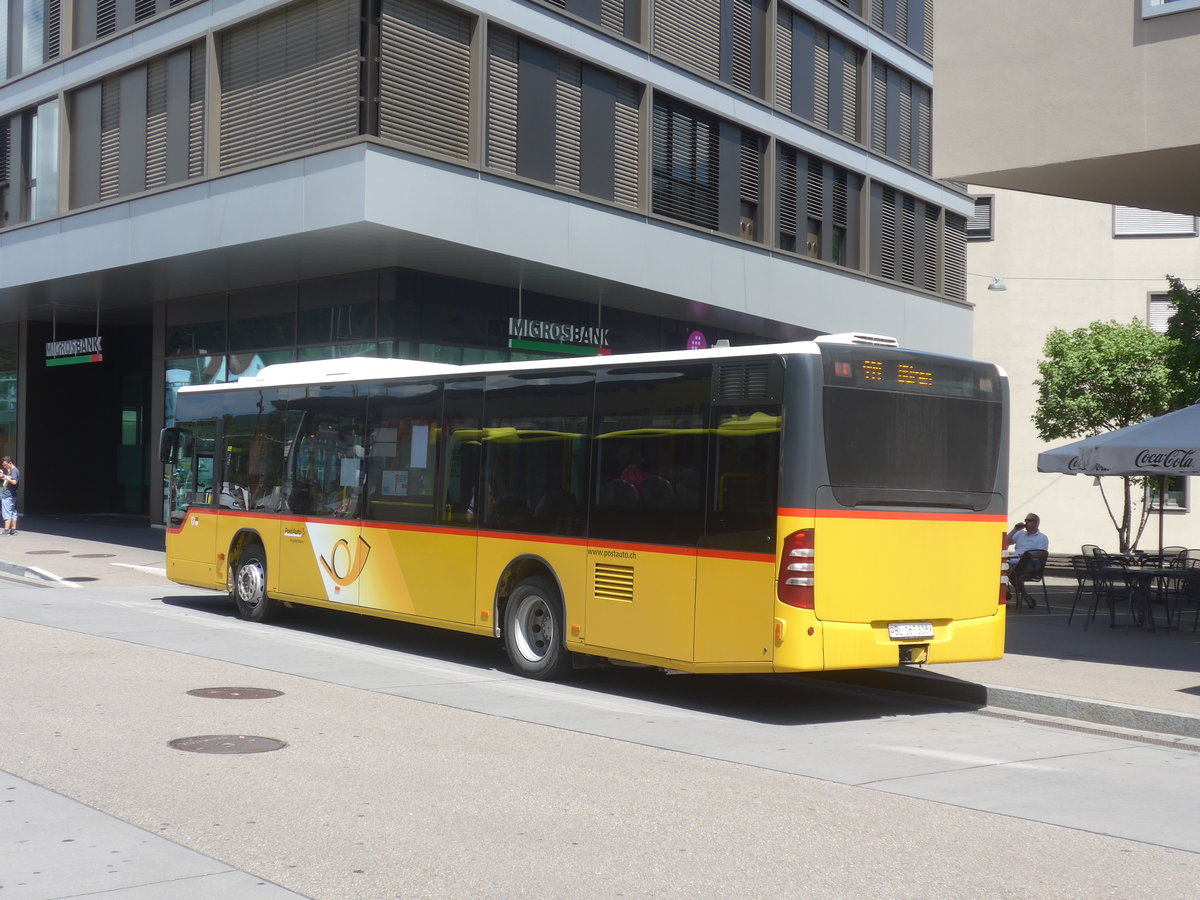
<box><xmin>159</xmin><ymin>428</ymin><xmax>181</xmax><ymax>466</ymax></box>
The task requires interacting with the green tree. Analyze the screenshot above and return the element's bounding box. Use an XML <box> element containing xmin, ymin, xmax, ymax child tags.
<box><xmin>1163</xmin><ymin>275</ymin><xmax>1200</xmax><ymax>407</ymax></box>
<box><xmin>1034</xmin><ymin>320</ymin><xmax>1175</xmax><ymax>552</ymax></box>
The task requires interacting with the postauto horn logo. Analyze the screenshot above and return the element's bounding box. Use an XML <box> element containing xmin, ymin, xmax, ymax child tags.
<box><xmin>319</xmin><ymin>536</ymin><xmax>372</xmax><ymax>587</ymax></box>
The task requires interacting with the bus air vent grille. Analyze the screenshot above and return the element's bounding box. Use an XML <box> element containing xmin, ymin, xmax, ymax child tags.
<box><xmin>594</xmin><ymin>564</ymin><xmax>634</xmax><ymax>602</ymax></box>
<box><xmin>716</xmin><ymin>361</ymin><xmax>772</xmax><ymax>402</ymax></box>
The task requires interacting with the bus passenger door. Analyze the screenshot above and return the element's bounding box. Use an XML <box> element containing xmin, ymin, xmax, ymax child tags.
<box><xmin>165</xmin><ymin>420</ymin><xmax>220</xmax><ymax>587</ymax></box>
<box><xmin>278</xmin><ymin>389</ymin><xmax>367</xmax><ymax>606</ymax></box>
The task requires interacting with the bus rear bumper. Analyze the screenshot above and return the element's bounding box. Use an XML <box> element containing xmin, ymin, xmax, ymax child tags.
<box><xmin>773</xmin><ymin>607</ymin><xmax>1006</xmax><ymax>672</ymax></box>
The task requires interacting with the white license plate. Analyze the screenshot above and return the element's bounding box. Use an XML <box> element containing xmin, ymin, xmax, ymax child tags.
<box><xmin>888</xmin><ymin>621</ymin><xmax>934</xmax><ymax>641</ymax></box>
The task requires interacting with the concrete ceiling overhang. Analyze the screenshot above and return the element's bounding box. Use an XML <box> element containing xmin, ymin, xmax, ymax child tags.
<box><xmin>945</xmin><ymin>144</ymin><xmax>1200</xmax><ymax>217</ymax></box>
<box><xmin>0</xmin><ymin>218</ymin><xmax>808</xmax><ymax>340</ymax></box>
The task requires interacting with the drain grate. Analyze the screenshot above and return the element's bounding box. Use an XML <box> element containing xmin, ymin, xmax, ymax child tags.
<box><xmin>63</xmin><ymin>576</ymin><xmax>99</xmax><ymax>582</ymax></box>
<box><xmin>169</xmin><ymin>735</ymin><xmax>286</xmax><ymax>754</ymax></box>
<box><xmin>187</xmin><ymin>687</ymin><xmax>284</xmax><ymax>700</ymax></box>
<box><xmin>72</xmin><ymin>553</ymin><xmax>115</xmax><ymax>558</ymax></box>
<box><xmin>26</xmin><ymin>550</ymin><xmax>68</xmax><ymax>555</ymax></box>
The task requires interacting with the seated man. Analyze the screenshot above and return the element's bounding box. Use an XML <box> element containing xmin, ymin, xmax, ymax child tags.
<box><xmin>1007</xmin><ymin>513</ymin><xmax>1049</xmax><ymax>606</ymax></box>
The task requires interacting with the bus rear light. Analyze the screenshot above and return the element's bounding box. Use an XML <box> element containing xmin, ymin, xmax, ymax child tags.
<box><xmin>1000</xmin><ymin>555</ymin><xmax>1009</xmax><ymax>606</ymax></box>
<box><xmin>779</xmin><ymin>528</ymin><xmax>815</xmax><ymax>609</ymax></box>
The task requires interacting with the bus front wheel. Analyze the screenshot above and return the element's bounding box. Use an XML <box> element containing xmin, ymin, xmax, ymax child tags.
<box><xmin>504</xmin><ymin>577</ymin><xmax>572</xmax><ymax>680</ymax></box>
<box><xmin>231</xmin><ymin>542</ymin><xmax>278</xmax><ymax>623</ymax></box>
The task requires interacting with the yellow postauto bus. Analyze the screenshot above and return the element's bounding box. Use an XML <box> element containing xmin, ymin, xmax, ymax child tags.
<box><xmin>160</xmin><ymin>333</ymin><xmax>1009</xmax><ymax>680</ymax></box>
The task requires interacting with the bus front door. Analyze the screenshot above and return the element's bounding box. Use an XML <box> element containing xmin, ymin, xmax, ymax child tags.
<box><xmin>165</xmin><ymin>421</ymin><xmax>221</xmax><ymax>588</ymax></box>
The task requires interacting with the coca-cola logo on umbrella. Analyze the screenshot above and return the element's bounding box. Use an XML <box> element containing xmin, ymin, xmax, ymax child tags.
<box><xmin>1133</xmin><ymin>449</ymin><xmax>1197</xmax><ymax>469</ymax></box>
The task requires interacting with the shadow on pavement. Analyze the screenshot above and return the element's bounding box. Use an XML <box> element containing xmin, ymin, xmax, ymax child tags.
<box><xmin>160</xmin><ymin>592</ymin><xmax>971</xmax><ymax>727</ymax></box>
<box><xmin>22</xmin><ymin>515</ymin><xmax>164</xmax><ymax>552</ymax></box>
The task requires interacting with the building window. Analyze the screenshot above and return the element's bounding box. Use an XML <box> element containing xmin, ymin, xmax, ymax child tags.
<box><xmin>1113</xmin><ymin>205</ymin><xmax>1198</xmax><ymax>237</ymax></box>
<box><xmin>538</xmin><ymin>0</ymin><xmax>641</xmax><ymax>41</ymax></box>
<box><xmin>651</xmin><ymin>97</ymin><xmax>720</xmax><ymax>231</ymax></box>
<box><xmin>967</xmin><ymin>196</ymin><xmax>993</xmax><ymax>241</ymax></box>
<box><xmin>776</xmin><ymin>144</ymin><xmax>861</xmax><ymax>269</ymax></box>
<box><xmin>1142</xmin><ymin>0</ymin><xmax>1200</xmax><ymax>19</ymax></box>
<box><xmin>1148</xmin><ymin>475</ymin><xmax>1188</xmax><ymax>511</ymax></box>
<box><xmin>865</xmin><ymin>0</ymin><xmax>933</xmax><ymax>58</ymax></box>
<box><xmin>485</xmin><ymin>28</ymin><xmax>642</xmax><ymax>208</ymax></box>
<box><xmin>775</xmin><ymin>8</ymin><xmax>862</xmax><ymax>143</ymax></box>
<box><xmin>1148</xmin><ymin>293</ymin><xmax>1172</xmax><ymax>333</ymax></box>
<box><xmin>870</xmin><ymin>60</ymin><xmax>931</xmax><ymax>174</ymax></box>
<box><xmin>652</xmin><ymin>0</ymin><xmax>767</xmax><ymax>99</ymax></box>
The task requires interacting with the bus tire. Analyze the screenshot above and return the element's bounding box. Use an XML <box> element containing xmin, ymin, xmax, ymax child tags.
<box><xmin>504</xmin><ymin>576</ymin><xmax>572</xmax><ymax>680</ymax></box>
<box><xmin>231</xmin><ymin>541</ymin><xmax>278</xmax><ymax>623</ymax></box>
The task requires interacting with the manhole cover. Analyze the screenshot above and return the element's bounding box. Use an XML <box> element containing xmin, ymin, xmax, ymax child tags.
<box><xmin>169</xmin><ymin>735</ymin><xmax>286</xmax><ymax>754</ymax></box>
<box><xmin>26</xmin><ymin>550</ymin><xmax>69</xmax><ymax>555</ymax></box>
<box><xmin>187</xmin><ymin>687</ymin><xmax>284</xmax><ymax>700</ymax></box>
<box><xmin>72</xmin><ymin>553</ymin><xmax>115</xmax><ymax>558</ymax></box>
<box><xmin>63</xmin><ymin>577</ymin><xmax>99</xmax><ymax>582</ymax></box>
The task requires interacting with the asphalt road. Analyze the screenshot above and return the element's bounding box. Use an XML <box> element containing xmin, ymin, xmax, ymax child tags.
<box><xmin>3</xmin><ymin>578</ymin><xmax>1200</xmax><ymax>898</ymax></box>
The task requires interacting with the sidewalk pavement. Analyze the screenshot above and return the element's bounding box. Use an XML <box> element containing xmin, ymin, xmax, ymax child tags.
<box><xmin>1</xmin><ymin>515</ymin><xmax>1198</xmax><ymax>737</ymax></box>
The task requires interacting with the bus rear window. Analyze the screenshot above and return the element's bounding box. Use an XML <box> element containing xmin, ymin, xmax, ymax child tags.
<box><xmin>822</xmin><ymin>388</ymin><xmax>1002</xmax><ymax>508</ymax></box>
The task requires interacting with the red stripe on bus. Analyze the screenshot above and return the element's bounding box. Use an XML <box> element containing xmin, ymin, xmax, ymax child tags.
<box><xmin>167</xmin><ymin>510</ymin><xmax>773</xmax><ymax>561</ymax></box>
<box><xmin>777</xmin><ymin>508</ymin><xmax>1007</xmax><ymax>523</ymax></box>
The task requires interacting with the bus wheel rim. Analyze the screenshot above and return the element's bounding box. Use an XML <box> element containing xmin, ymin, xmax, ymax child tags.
<box><xmin>513</xmin><ymin>594</ymin><xmax>551</xmax><ymax>662</ymax></box>
<box><xmin>238</xmin><ymin>561</ymin><xmax>265</xmax><ymax>608</ymax></box>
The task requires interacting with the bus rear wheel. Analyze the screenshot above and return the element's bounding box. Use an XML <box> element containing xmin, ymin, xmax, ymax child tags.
<box><xmin>231</xmin><ymin>541</ymin><xmax>278</xmax><ymax>623</ymax></box>
<box><xmin>504</xmin><ymin>577</ymin><xmax>572</xmax><ymax>680</ymax></box>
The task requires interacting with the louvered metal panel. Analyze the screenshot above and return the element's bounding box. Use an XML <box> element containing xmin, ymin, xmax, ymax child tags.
<box><xmin>813</xmin><ymin>33</ymin><xmax>830</xmax><ymax>128</ymax></box>
<box><xmin>739</xmin><ymin>130</ymin><xmax>760</xmax><ymax>205</ymax></box>
<box><xmin>832</xmin><ymin>169</ymin><xmax>848</xmax><ymax>228</ymax></box>
<box><xmin>379</xmin><ymin>0</ymin><xmax>473</xmax><ymax>160</ymax></box>
<box><xmin>878</xmin><ymin>186</ymin><xmax>896</xmax><ymax>280</ymax></box>
<box><xmin>554</xmin><ymin>56</ymin><xmax>582</xmax><ymax>191</ymax></box>
<box><xmin>594</xmin><ymin>564</ymin><xmax>634</xmax><ymax>603</ymax></box>
<box><xmin>135</xmin><ymin>0</ymin><xmax>155</xmax><ymax>20</ymax></box>
<box><xmin>922</xmin><ymin>205</ymin><xmax>939</xmax><ymax>292</ymax></box>
<box><xmin>898</xmin><ymin>79</ymin><xmax>912</xmax><ymax>166</ymax></box>
<box><xmin>842</xmin><ymin>48</ymin><xmax>858</xmax><ymax>140</ymax></box>
<box><xmin>775</xmin><ymin>9</ymin><xmax>792</xmax><ymax>110</ymax></box>
<box><xmin>486</xmin><ymin>29</ymin><xmax>519</xmax><ymax>173</ymax></box>
<box><xmin>870</xmin><ymin>0</ymin><xmax>884</xmax><ymax>30</ymax></box>
<box><xmin>218</xmin><ymin>0</ymin><xmax>359</xmax><ymax>170</ymax></box>
<box><xmin>943</xmin><ymin>212</ymin><xmax>967</xmax><ymax>300</ymax></box>
<box><xmin>870</xmin><ymin>62</ymin><xmax>886</xmax><ymax>154</ymax></box>
<box><xmin>653</xmin><ymin>0</ymin><xmax>720</xmax><ymax>81</ymax></box>
<box><xmin>967</xmin><ymin>196</ymin><xmax>992</xmax><ymax>238</ymax></box>
<box><xmin>1113</xmin><ymin>205</ymin><xmax>1197</xmax><ymax>236</ymax></box>
<box><xmin>715</xmin><ymin>361</ymin><xmax>774</xmax><ymax>402</ymax></box>
<box><xmin>776</xmin><ymin>146</ymin><xmax>797</xmax><ymax>237</ymax></box>
<box><xmin>97</xmin><ymin>0</ymin><xmax>117</xmax><ymax>38</ymax></box>
<box><xmin>613</xmin><ymin>80</ymin><xmax>640</xmax><ymax>208</ymax></box>
<box><xmin>0</xmin><ymin>119</ymin><xmax>9</xmax><ymax>183</ymax></box>
<box><xmin>188</xmin><ymin>43</ymin><xmax>205</xmax><ymax>178</ymax></box>
<box><xmin>900</xmin><ymin>195</ymin><xmax>916</xmax><ymax>285</ymax></box>
<box><xmin>896</xmin><ymin>0</ymin><xmax>909</xmax><ymax>43</ymax></box>
<box><xmin>145</xmin><ymin>57</ymin><xmax>168</xmax><ymax>188</ymax></box>
<box><xmin>600</xmin><ymin>0</ymin><xmax>624</xmax><ymax>34</ymax></box>
<box><xmin>915</xmin><ymin>86</ymin><xmax>931</xmax><ymax>173</ymax></box>
<box><xmin>99</xmin><ymin>77</ymin><xmax>120</xmax><ymax>201</ymax></box>
<box><xmin>806</xmin><ymin>155</ymin><xmax>822</xmax><ymax>215</ymax></box>
<box><xmin>732</xmin><ymin>0</ymin><xmax>753</xmax><ymax>93</ymax></box>
<box><xmin>924</xmin><ymin>0</ymin><xmax>934</xmax><ymax>55</ymax></box>
<box><xmin>46</xmin><ymin>0</ymin><xmax>61</xmax><ymax>59</ymax></box>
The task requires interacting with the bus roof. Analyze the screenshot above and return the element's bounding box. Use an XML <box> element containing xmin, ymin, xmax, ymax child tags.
<box><xmin>177</xmin><ymin>333</ymin><xmax>908</xmax><ymax>393</ymax></box>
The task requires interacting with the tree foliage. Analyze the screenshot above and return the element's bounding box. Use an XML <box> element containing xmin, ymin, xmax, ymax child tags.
<box><xmin>1163</xmin><ymin>275</ymin><xmax>1200</xmax><ymax>408</ymax></box>
<box><xmin>1034</xmin><ymin>320</ymin><xmax>1175</xmax><ymax>552</ymax></box>
<box><xmin>1034</xmin><ymin>320</ymin><xmax>1174</xmax><ymax>441</ymax></box>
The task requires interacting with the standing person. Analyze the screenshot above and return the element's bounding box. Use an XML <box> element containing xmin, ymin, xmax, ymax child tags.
<box><xmin>1</xmin><ymin>456</ymin><xmax>18</xmax><ymax>536</ymax></box>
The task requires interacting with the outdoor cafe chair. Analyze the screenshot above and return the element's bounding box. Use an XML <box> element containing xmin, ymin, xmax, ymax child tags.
<box><xmin>1067</xmin><ymin>555</ymin><xmax>1094</xmax><ymax>624</ymax></box>
<box><xmin>1009</xmin><ymin>549</ymin><xmax>1050</xmax><ymax>614</ymax></box>
<box><xmin>1168</xmin><ymin>558</ymin><xmax>1200</xmax><ymax>632</ymax></box>
<box><xmin>1086</xmin><ymin>553</ymin><xmax>1130</xmax><ymax>629</ymax></box>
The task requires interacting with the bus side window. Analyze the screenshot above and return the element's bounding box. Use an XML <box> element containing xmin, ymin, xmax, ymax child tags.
<box><xmin>366</xmin><ymin>382</ymin><xmax>442</xmax><ymax>524</ymax></box>
<box><xmin>439</xmin><ymin>379</ymin><xmax>484</xmax><ymax>526</ymax></box>
<box><xmin>706</xmin><ymin>406</ymin><xmax>781</xmax><ymax>551</ymax></box>
<box><xmin>284</xmin><ymin>386</ymin><xmax>367</xmax><ymax>519</ymax></box>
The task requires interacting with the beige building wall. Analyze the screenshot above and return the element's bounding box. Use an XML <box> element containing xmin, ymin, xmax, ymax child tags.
<box><xmin>970</xmin><ymin>188</ymin><xmax>1200</xmax><ymax>555</ymax></box>
<box><xmin>935</xmin><ymin>1</ymin><xmax>1200</xmax><ymax>215</ymax></box>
